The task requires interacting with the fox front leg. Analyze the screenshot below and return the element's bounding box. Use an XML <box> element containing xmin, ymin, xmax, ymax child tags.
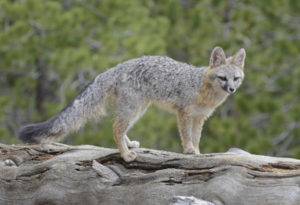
<box><xmin>177</xmin><ymin>111</ymin><xmax>195</xmax><ymax>154</ymax></box>
<box><xmin>192</xmin><ymin>116</ymin><xmax>205</xmax><ymax>154</ymax></box>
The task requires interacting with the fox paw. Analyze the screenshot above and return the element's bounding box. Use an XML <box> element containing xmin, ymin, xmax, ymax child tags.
<box><xmin>122</xmin><ymin>151</ymin><xmax>137</xmax><ymax>162</ymax></box>
<box><xmin>184</xmin><ymin>147</ymin><xmax>197</xmax><ymax>154</ymax></box>
<box><xmin>127</xmin><ymin>140</ymin><xmax>140</xmax><ymax>148</ymax></box>
<box><xmin>125</xmin><ymin>135</ymin><xmax>140</xmax><ymax>148</ymax></box>
<box><xmin>194</xmin><ymin>149</ymin><xmax>200</xmax><ymax>155</ymax></box>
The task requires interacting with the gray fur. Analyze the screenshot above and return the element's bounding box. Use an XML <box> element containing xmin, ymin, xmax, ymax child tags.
<box><xmin>113</xmin><ymin>56</ymin><xmax>204</xmax><ymax>109</ymax></box>
<box><xmin>18</xmin><ymin>47</ymin><xmax>246</xmax><ymax>162</ymax></box>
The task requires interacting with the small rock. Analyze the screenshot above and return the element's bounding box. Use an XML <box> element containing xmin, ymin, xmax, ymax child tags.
<box><xmin>4</xmin><ymin>159</ymin><xmax>16</xmax><ymax>166</ymax></box>
<box><xmin>172</xmin><ymin>196</ymin><xmax>215</xmax><ymax>205</ymax></box>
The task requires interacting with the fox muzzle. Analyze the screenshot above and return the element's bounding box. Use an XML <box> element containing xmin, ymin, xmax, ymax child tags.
<box><xmin>222</xmin><ymin>85</ymin><xmax>236</xmax><ymax>94</ymax></box>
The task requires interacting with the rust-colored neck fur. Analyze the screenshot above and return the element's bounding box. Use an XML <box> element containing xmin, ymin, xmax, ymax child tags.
<box><xmin>196</xmin><ymin>68</ymin><xmax>228</xmax><ymax>109</ymax></box>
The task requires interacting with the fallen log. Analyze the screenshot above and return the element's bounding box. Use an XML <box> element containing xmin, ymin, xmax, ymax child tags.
<box><xmin>0</xmin><ymin>143</ymin><xmax>299</xmax><ymax>205</ymax></box>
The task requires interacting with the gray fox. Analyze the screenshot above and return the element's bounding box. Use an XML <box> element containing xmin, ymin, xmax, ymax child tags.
<box><xmin>18</xmin><ymin>47</ymin><xmax>246</xmax><ymax>162</ymax></box>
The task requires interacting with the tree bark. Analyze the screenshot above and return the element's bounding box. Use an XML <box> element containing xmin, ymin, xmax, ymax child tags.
<box><xmin>0</xmin><ymin>143</ymin><xmax>299</xmax><ymax>205</ymax></box>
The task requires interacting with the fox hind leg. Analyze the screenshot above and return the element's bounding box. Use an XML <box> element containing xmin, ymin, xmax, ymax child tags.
<box><xmin>113</xmin><ymin>118</ymin><xmax>137</xmax><ymax>162</ymax></box>
<box><xmin>113</xmin><ymin>101</ymin><xmax>149</xmax><ymax>162</ymax></box>
<box><xmin>124</xmin><ymin>103</ymin><xmax>149</xmax><ymax>149</ymax></box>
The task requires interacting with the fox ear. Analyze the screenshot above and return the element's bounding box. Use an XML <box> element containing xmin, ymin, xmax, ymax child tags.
<box><xmin>232</xmin><ymin>48</ymin><xmax>246</xmax><ymax>68</ymax></box>
<box><xmin>210</xmin><ymin>47</ymin><xmax>226</xmax><ymax>67</ymax></box>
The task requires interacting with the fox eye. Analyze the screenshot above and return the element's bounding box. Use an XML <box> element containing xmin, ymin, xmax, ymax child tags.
<box><xmin>233</xmin><ymin>77</ymin><xmax>240</xmax><ymax>81</ymax></box>
<box><xmin>218</xmin><ymin>76</ymin><xmax>227</xmax><ymax>81</ymax></box>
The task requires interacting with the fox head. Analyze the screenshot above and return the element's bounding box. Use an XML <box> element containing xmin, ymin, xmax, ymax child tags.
<box><xmin>208</xmin><ymin>47</ymin><xmax>246</xmax><ymax>94</ymax></box>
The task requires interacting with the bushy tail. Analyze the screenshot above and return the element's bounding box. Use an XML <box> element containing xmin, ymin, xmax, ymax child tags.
<box><xmin>18</xmin><ymin>70</ymin><xmax>115</xmax><ymax>143</ymax></box>
<box><xmin>18</xmin><ymin>118</ymin><xmax>63</xmax><ymax>143</ymax></box>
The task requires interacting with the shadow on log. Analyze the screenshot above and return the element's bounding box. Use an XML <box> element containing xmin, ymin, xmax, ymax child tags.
<box><xmin>0</xmin><ymin>143</ymin><xmax>300</xmax><ymax>205</ymax></box>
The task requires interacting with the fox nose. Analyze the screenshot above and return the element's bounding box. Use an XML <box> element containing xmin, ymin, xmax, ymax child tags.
<box><xmin>228</xmin><ymin>87</ymin><xmax>235</xmax><ymax>93</ymax></box>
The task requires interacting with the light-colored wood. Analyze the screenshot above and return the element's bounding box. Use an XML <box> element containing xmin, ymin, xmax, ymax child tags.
<box><xmin>0</xmin><ymin>144</ymin><xmax>299</xmax><ymax>205</ymax></box>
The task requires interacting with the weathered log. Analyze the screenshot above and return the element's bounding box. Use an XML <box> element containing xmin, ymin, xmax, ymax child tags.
<box><xmin>0</xmin><ymin>143</ymin><xmax>299</xmax><ymax>205</ymax></box>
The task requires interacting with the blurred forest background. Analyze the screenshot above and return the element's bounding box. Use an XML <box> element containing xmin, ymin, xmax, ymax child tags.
<box><xmin>0</xmin><ymin>0</ymin><xmax>299</xmax><ymax>158</ymax></box>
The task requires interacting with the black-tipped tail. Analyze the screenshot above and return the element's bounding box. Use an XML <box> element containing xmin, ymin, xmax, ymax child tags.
<box><xmin>18</xmin><ymin>120</ymin><xmax>56</xmax><ymax>143</ymax></box>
